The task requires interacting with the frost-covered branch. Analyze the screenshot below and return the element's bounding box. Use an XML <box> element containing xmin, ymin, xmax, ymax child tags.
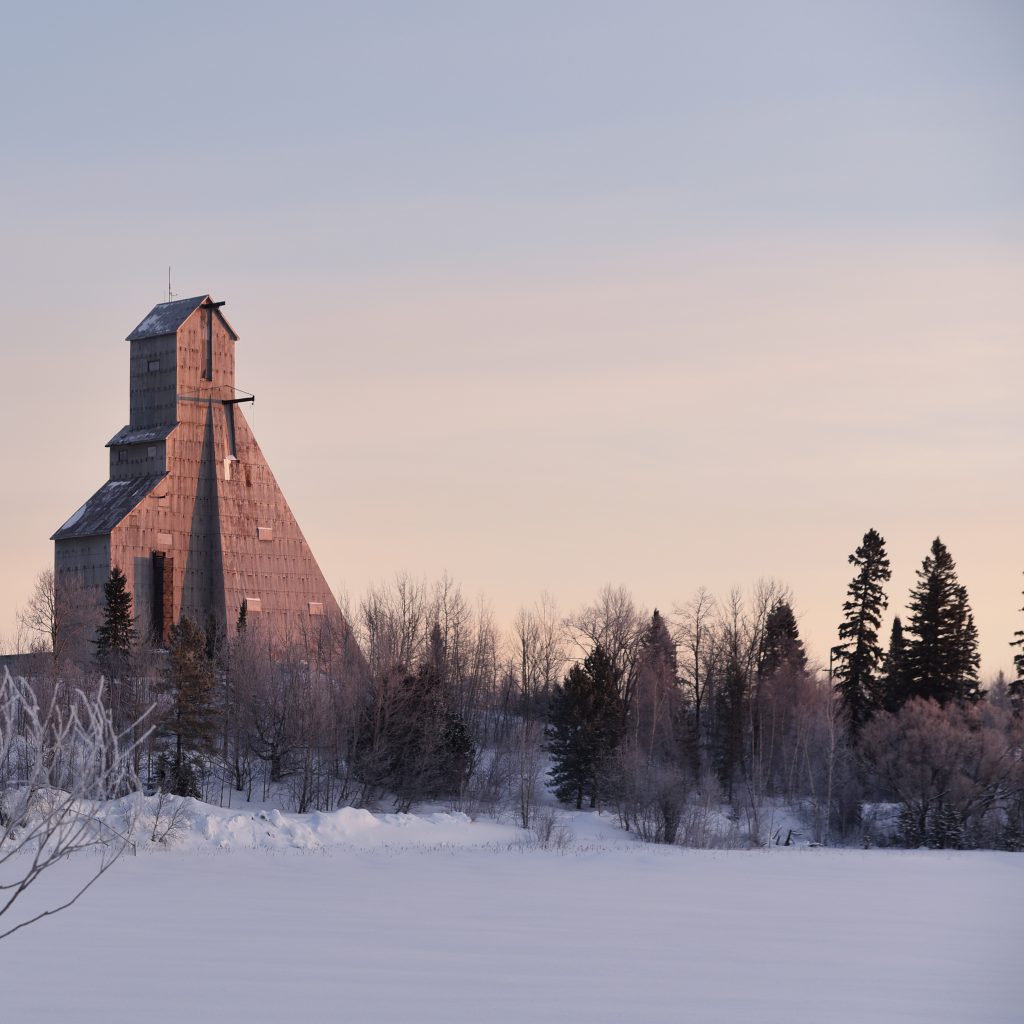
<box><xmin>0</xmin><ymin>668</ymin><xmax>150</xmax><ymax>939</ymax></box>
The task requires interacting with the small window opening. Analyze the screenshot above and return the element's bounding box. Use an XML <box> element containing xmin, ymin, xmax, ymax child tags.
<box><xmin>245</xmin><ymin>597</ymin><xmax>262</xmax><ymax>613</ymax></box>
<box><xmin>257</xmin><ymin>526</ymin><xmax>273</xmax><ymax>542</ymax></box>
<box><xmin>148</xmin><ymin>359</ymin><xmax>160</xmax><ymax>372</ymax></box>
<box><xmin>118</xmin><ymin>449</ymin><xmax>128</xmax><ymax>463</ymax></box>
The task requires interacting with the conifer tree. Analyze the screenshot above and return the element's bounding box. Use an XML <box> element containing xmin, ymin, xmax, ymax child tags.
<box><xmin>903</xmin><ymin>538</ymin><xmax>980</xmax><ymax>706</ymax></box>
<box><xmin>834</xmin><ymin>529</ymin><xmax>891</xmax><ymax>732</ymax></box>
<box><xmin>159</xmin><ymin>616</ymin><xmax>218</xmax><ymax>797</ymax></box>
<box><xmin>93</xmin><ymin>565</ymin><xmax>136</xmax><ymax>679</ymax></box>
<box><xmin>630</xmin><ymin>610</ymin><xmax>683</xmax><ymax>763</ymax></box>
<box><xmin>546</xmin><ymin>644</ymin><xmax>624</xmax><ymax>809</ymax></box>
<box><xmin>758</xmin><ymin>601</ymin><xmax>806</xmax><ymax>679</ymax></box>
<box><xmin>880</xmin><ymin>616</ymin><xmax>909</xmax><ymax>712</ymax></box>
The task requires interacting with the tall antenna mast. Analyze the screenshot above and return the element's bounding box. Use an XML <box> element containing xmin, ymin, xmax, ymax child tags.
<box><xmin>167</xmin><ymin>266</ymin><xmax>176</xmax><ymax>303</ymax></box>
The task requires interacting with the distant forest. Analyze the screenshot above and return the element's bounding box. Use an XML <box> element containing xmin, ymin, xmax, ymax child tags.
<box><xmin>5</xmin><ymin>529</ymin><xmax>1024</xmax><ymax>851</ymax></box>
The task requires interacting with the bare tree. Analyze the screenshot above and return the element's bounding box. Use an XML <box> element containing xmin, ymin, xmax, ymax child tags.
<box><xmin>564</xmin><ymin>585</ymin><xmax>647</xmax><ymax>710</ymax></box>
<box><xmin>0</xmin><ymin>669</ymin><xmax>148</xmax><ymax>939</ymax></box>
<box><xmin>16</xmin><ymin>568</ymin><xmax>96</xmax><ymax>665</ymax></box>
<box><xmin>674</xmin><ymin>586</ymin><xmax>718</xmax><ymax>772</ymax></box>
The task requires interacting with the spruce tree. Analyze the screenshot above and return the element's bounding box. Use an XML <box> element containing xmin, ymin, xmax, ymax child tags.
<box><xmin>159</xmin><ymin>616</ymin><xmax>218</xmax><ymax>797</ymax></box>
<box><xmin>880</xmin><ymin>616</ymin><xmax>909</xmax><ymax>712</ymax></box>
<box><xmin>903</xmin><ymin>538</ymin><xmax>980</xmax><ymax>706</ymax></box>
<box><xmin>834</xmin><ymin>529</ymin><xmax>891</xmax><ymax>732</ymax></box>
<box><xmin>631</xmin><ymin>610</ymin><xmax>683</xmax><ymax>764</ymax></box>
<box><xmin>758</xmin><ymin>601</ymin><xmax>806</xmax><ymax>679</ymax></box>
<box><xmin>94</xmin><ymin>565</ymin><xmax>136</xmax><ymax>679</ymax></box>
<box><xmin>546</xmin><ymin>644</ymin><xmax>624</xmax><ymax>809</ymax></box>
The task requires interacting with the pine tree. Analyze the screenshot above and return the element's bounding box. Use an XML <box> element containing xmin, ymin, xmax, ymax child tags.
<box><xmin>758</xmin><ymin>601</ymin><xmax>806</xmax><ymax>679</ymax></box>
<box><xmin>546</xmin><ymin>644</ymin><xmax>624</xmax><ymax>809</ymax></box>
<box><xmin>159</xmin><ymin>616</ymin><xmax>218</xmax><ymax>797</ymax></box>
<box><xmin>834</xmin><ymin>529</ymin><xmax>891</xmax><ymax>732</ymax></box>
<box><xmin>630</xmin><ymin>610</ymin><xmax>683</xmax><ymax>764</ymax></box>
<box><xmin>236</xmin><ymin>599</ymin><xmax>248</xmax><ymax>634</ymax></box>
<box><xmin>903</xmin><ymin>538</ymin><xmax>980</xmax><ymax>706</ymax></box>
<box><xmin>711</xmin><ymin>650</ymin><xmax>747</xmax><ymax>798</ymax></box>
<box><xmin>880</xmin><ymin>616</ymin><xmax>909</xmax><ymax>712</ymax></box>
<box><xmin>93</xmin><ymin>565</ymin><xmax>136</xmax><ymax>678</ymax></box>
<box><xmin>1010</xmin><ymin>577</ymin><xmax>1024</xmax><ymax>715</ymax></box>
<box><xmin>948</xmin><ymin>585</ymin><xmax>981</xmax><ymax>703</ymax></box>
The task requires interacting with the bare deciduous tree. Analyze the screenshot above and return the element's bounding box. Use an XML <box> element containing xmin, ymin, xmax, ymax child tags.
<box><xmin>0</xmin><ymin>669</ymin><xmax>147</xmax><ymax>939</ymax></box>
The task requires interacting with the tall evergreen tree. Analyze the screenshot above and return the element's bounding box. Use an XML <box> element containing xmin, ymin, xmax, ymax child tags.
<box><xmin>1009</xmin><ymin>577</ymin><xmax>1024</xmax><ymax>715</ymax></box>
<box><xmin>880</xmin><ymin>616</ymin><xmax>909</xmax><ymax>712</ymax></box>
<box><xmin>630</xmin><ymin>610</ymin><xmax>683</xmax><ymax>764</ymax></box>
<box><xmin>546</xmin><ymin>644</ymin><xmax>624</xmax><ymax>809</ymax></box>
<box><xmin>159</xmin><ymin>616</ymin><xmax>218</xmax><ymax>797</ymax></box>
<box><xmin>903</xmin><ymin>538</ymin><xmax>980</xmax><ymax>706</ymax></box>
<box><xmin>834</xmin><ymin>528</ymin><xmax>891</xmax><ymax>732</ymax></box>
<box><xmin>711</xmin><ymin>650</ymin><xmax>748</xmax><ymax>798</ymax></box>
<box><xmin>758</xmin><ymin>601</ymin><xmax>806</xmax><ymax>679</ymax></box>
<box><xmin>93</xmin><ymin>565</ymin><xmax>136</xmax><ymax>678</ymax></box>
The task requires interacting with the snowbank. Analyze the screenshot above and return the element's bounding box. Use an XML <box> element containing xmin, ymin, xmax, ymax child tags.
<box><xmin>114</xmin><ymin>793</ymin><xmax>521</xmax><ymax>851</ymax></box>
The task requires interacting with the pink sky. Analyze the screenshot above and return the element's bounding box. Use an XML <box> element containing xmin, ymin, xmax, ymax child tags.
<box><xmin>0</xmin><ymin>2</ymin><xmax>1020</xmax><ymax>675</ymax></box>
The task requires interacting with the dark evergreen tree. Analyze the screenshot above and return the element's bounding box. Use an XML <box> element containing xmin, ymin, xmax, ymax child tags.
<box><xmin>880</xmin><ymin>616</ymin><xmax>909</xmax><ymax>712</ymax></box>
<box><xmin>903</xmin><ymin>538</ymin><xmax>980</xmax><ymax>706</ymax></box>
<box><xmin>158</xmin><ymin>616</ymin><xmax>218</xmax><ymax>797</ymax></box>
<box><xmin>758</xmin><ymin>601</ymin><xmax>806</xmax><ymax>679</ymax></box>
<box><xmin>93</xmin><ymin>565</ymin><xmax>136</xmax><ymax>679</ymax></box>
<box><xmin>1009</xmin><ymin>578</ymin><xmax>1023</xmax><ymax>715</ymax></box>
<box><xmin>352</xmin><ymin>655</ymin><xmax>476</xmax><ymax>811</ymax></box>
<box><xmin>236</xmin><ymin>599</ymin><xmax>248</xmax><ymax>634</ymax></box>
<box><xmin>834</xmin><ymin>529</ymin><xmax>891</xmax><ymax>732</ymax></box>
<box><xmin>546</xmin><ymin>644</ymin><xmax>625</xmax><ymax>809</ymax></box>
<box><xmin>630</xmin><ymin>610</ymin><xmax>684</xmax><ymax>763</ymax></box>
<box><xmin>948</xmin><ymin>585</ymin><xmax>981</xmax><ymax>704</ymax></box>
<box><xmin>711</xmin><ymin>650</ymin><xmax>747</xmax><ymax>798</ymax></box>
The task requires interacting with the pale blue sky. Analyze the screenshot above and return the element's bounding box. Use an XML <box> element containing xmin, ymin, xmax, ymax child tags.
<box><xmin>1</xmin><ymin>1</ymin><xmax>1021</xmax><ymax>672</ymax></box>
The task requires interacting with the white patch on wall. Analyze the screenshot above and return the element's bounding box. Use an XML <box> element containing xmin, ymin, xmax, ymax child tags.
<box><xmin>245</xmin><ymin>597</ymin><xmax>263</xmax><ymax>612</ymax></box>
<box><xmin>257</xmin><ymin>526</ymin><xmax>273</xmax><ymax>541</ymax></box>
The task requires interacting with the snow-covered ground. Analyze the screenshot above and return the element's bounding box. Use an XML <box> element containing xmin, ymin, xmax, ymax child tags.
<box><xmin>2</xmin><ymin>801</ymin><xmax>1021</xmax><ymax>1023</ymax></box>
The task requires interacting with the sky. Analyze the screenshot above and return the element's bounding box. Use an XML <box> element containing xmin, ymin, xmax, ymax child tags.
<box><xmin>0</xmin><ymin>1</ymin><xmax>1021</xmax><ymax>676</ymax></box>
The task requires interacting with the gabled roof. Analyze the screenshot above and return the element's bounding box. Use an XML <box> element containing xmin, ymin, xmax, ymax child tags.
<box><xmin>51</xmin><ymin>474</ymin><xmax>167</xmax><ymax>541</ymax></box>
<box><xmin>106</xmin><ymin>423</ymin><xmax>178</xmax><ymax>447</ymax></box>
<box><xmin>126</xmin><ymin>295</ymin><xmax>238</xmax><ymax>341</ymax></box>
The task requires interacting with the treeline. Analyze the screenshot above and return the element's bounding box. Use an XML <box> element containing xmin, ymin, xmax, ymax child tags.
<box><xmin>5</xmin><ymin>531</ymin><xmax>1024</xmax><ymax>850</ymax></box>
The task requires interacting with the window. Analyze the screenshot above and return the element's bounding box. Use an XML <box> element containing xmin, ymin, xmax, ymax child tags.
<box><xmin>157</xmin><ymin>532</ymin><xmax>172</xmax><ymax>548</ymax></box>
<box><xmin>308</xmin><ymin>601</ymin><xmax>324</xmax><ymax>616</ymax></box>
<box><xmin>148</xmin><ymin>446</ymin><xmax>157</xmax><ymax>458</ymax></box>
<box><xmin>148</xmin><ymin>359</ymin><xmax>160</xmax><ymax>372</ymax></box>
<box><xmin>118</xmin><ymin>449</ymin><xmax>128</xmax><ymax>463</ymax></box>
<box><xmin>245</xmin><ymin>597</ymin><xmax>262</xmax><ymax>613</ymax></box>
<box><xmin>257</xmin><ymin>526</ymin><xmax>273</xmax><ymax>542</ymax></box>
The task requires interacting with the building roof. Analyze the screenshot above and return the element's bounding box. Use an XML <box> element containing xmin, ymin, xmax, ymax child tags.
<box><xmin>126</xmin><ymin>295</ymin><xmax>238</xmax><ymax>342</ymax></box>
<box><xmin>106</xmin><ymin>423</ymin><xmax>178</xmax><ymax>447</ymax></box>
<box><xmin>51</xmin><ymin>474</ymin><xmax>167</xmax><ymax>541</ymax></box>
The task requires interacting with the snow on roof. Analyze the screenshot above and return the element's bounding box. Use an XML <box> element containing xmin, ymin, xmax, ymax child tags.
<box><xmin>126</xmin><ymin>296</ymin><xmax>210</xmax><ymax>341</ymax></box>
<box><xmin>106</xmin><ymin>423</ymin><xmax>178</xmax><ymax>447</ymax></box>
<box><xmin>51</xmin><ymin>474</ymin><xmax>167</xmax><ymax>541</ymax></box>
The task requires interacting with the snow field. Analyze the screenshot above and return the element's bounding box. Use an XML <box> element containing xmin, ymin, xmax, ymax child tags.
<box><xmin>1</xmin><ymin>804</ymin><xmax>1021</xmax><ymax>1023</ymax></box>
